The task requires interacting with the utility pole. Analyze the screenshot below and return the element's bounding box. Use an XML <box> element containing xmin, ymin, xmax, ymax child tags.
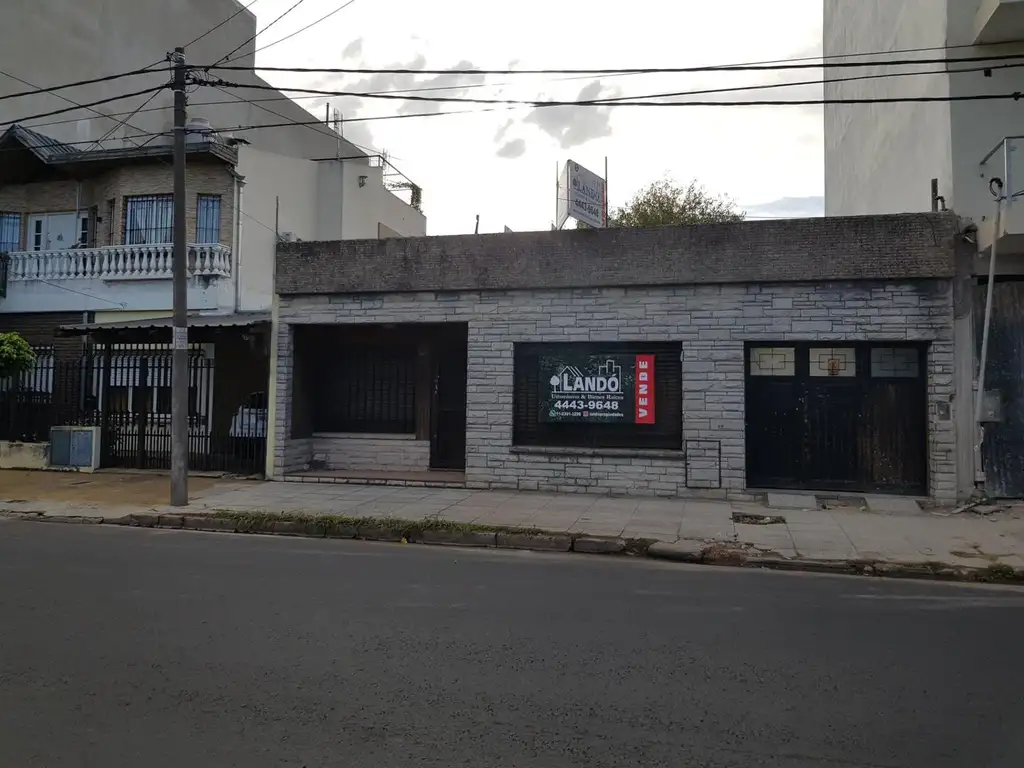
<box><xmin>170</xmin><ymin>46</ymin><xmax>189</xmax><ymax>506</ymax></box>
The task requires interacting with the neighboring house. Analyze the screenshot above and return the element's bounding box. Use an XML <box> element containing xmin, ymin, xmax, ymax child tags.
<box><xmin>0</xmin><ymin>0</ymin><xmax>426</xmax><ymax>345</ymax></box>
<box><xmin>824</xmin><ymin>1</ymin><xmax>1024</xmax><ymax>499</ymax></box>
<box><xmin>0</xmin><ymin>125</ymin><xmax>240</xmax><ymax>343</ymax></box>
<box><xmin>270</xmin><ymin>214</ymin><xmax>974</xmax><ymax>504</ymax></box>
<box><xmin>0</xmin><ymin>1</ymin><xmax>425</xmax><ymax>474</ymax></box>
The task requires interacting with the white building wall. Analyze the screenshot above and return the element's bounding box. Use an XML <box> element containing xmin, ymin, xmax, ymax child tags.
<box><xmin>0</xmin><ymin>275</ymin><xmax>231</xmax><ymax>315</ymax></box>
<box><xmin>236</xmin><ymin>147</ymin><xmax>318</xmax><ymax>311</ymax></box>
<box><xmin>0</xmin><ymin>0</ymin><xmax>366</xmax><ymax>163</ymax></box>
<box><xmin>823</xmin><ymin>0</ymin><xmax>953</xmax><ymax>217</ymax></box>
<box><xmin>825</xmin><ymin>0</ymin><xmax>1024</xmax><ymax>226</ymax></box>
<box><xmin>340</xmin><ymin>164</ymin><xmax>427</xmax><ymax>239</ymax></box>
<box><xmin>315</xmin><ymin>161</ymin><xmax>346</xmax><ymax>242</ymax></box>
<box><xmin>317</xmin><ymin>160</ymin><xmax>428</xmax><ymax>240</ymax></box>
<box><xmin>945</xmin><ymin>2</ymin><xmax>1024</xmax><ymax>230</ymax></box>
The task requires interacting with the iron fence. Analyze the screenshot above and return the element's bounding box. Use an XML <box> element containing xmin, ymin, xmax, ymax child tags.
<box><xmin>0</xmin><ymin>346</ymin><xmax>266</xmax><ymax>475</ymax></box>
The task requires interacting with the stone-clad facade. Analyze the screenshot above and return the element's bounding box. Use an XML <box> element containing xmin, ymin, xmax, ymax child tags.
<box><xmin>271</xmin><ymin>213</ymin><xmax>966</xmax><ymax>501</ymax></box>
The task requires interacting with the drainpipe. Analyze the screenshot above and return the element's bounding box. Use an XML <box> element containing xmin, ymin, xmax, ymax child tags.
<box><xmin>233</xmin><ymin>173</ymin><xmax>245</xmax><ymax>313</ymax></box>
<box><xmin>974</xmin><ymin>179</ymin><xmax>1004</xmax><ymax>485</ymax></box>
<box><xmin>75</xmin><ymin>181</ymin><xmax>82</xmax><ymax>245</ymax></box>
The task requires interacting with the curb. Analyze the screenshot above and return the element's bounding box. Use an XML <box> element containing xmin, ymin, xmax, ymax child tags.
<box><xmin>6</xmin><ymin>510</ymin><xmax>1024</xmax><ymax>585</ymax></box>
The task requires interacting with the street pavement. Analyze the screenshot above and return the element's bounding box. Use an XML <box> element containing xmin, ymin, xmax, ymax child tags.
<box><xmin>4</xmin><ymin>470</ymin><xmax>1024</xmax><ymax>571</ymax></box>
<box><xmin>1</xmin><ymin>520</ymin><xmax>1023</xmax><ymax>767</ymax></box>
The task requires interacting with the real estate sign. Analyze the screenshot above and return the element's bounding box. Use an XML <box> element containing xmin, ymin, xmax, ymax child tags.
<box><xmin>538</xmin><ymin>353</ymin><xmax>655</xmax><ymax>424</ymax></box>
<box><xmin>555</xmin><ymin>160</ymin><xmax>606</xmax><ymax>229</ymax></box>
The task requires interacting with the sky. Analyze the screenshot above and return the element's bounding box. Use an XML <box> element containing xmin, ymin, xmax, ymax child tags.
<box><xmin>246</xmin><ymin>0</ymin><xmax>825</xmax><ymax>235</ymax></box>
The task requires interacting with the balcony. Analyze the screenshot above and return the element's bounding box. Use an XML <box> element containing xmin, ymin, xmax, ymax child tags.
<box><xmin>973</xmin><ymin>0</ymin><xmax>1024</xmax><ymax>44</ymax></box>
<box><xmin>5</xmin><ymin>244</ymin><xmax>232</xmax><ymax>282</ymax></box>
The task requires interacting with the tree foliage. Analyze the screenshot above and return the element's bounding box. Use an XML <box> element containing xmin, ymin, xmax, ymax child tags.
<box><xmin>578</xmin><ymin>177</ymin><xmax>745</xmax><ymax>229</ymax></box>
<box><xmin>0</xmin><ymin>332</ymin><xmax>36</xmax><ymax>380</ymax></box>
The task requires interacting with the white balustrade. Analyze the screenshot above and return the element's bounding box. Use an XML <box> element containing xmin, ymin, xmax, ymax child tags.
<box><xmin>5</xmin><ymin>244</ymin><xmax>231</xmax><ymax>281</ymax></box>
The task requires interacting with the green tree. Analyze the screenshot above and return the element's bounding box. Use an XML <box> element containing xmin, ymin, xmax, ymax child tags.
<box><xmin>0</xmin><ymin>332</ymin><xmax>36</xmax><ymax>380</ymax></box>
<box><xmin>577</xmin><ymin>177</ymin><xmax>745</xmax><ymax>229</ymax></box>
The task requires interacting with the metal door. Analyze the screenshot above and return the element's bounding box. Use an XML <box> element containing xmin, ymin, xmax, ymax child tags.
<box><xmin>745</xmin><ymin>343</ymin><xmax>927</xmax><ymax>494</ymax></box>
<box><xmin>430</xmin><ymin>344</ymin><xmax>467</xmax><ymax>470</ymax></box>
<box><xmin>974</xmin><ymin>280</ymin><xmax>1024</xmax><ymax>497</ymax></box>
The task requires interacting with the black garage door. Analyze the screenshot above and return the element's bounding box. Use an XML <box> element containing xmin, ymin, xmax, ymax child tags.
<box><xmin>745</xmin><ymin>343</ymin><xmax>927</xmax><ymax>495</ymax></box>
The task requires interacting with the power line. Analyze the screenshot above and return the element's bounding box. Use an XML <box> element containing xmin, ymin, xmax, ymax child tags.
<box><xmin>0</xmin><ymin>67</ymin><xmax>161</xmax><ymax>103</ymax></box>
<box><xmin>207</xmin><ymin>83</ymin><xmax>382</xmax><ymax>156</ymax></box>
<box><xmin>184</xmin><ymin>0</ymin><xmax>263</xmax><ymax>50</ymax></box>
<box><xmin>176</xmin><ymin>60</ymin><xmax>1024</xmax><ymax>133</ymax></box>
<box><xmin>37</xmin><ymin>279</ymin><xmax>128</xmax><ymax>308</ymax></box>
<box><xmin>205</xmin><ymin>78</ymin><xmax>1024</xmax><ymax>108</ymax></box>
<box><xmin>205</xmin><ymin>51</ymin><xmax>1024</xmax><ymax>77</ymax></box>
<box><xmin>239</xmin><ymin>0</ymin><xmax>361</xmax><ymax>60</ymax></box>
<box><xmin>213</xmin><ymin>0</ymin><xmax>309</xmax><ymax>67</ymax></box>
<box><xmin>88</xmin><ymin>89</ymin><xmax>165</xmax><ymax>151</ymax></box>
<box><xmin>0</xmin><ymin>85</ymin><xmax>171</xmax><ymax>128</ymax></box>
<box><xmin>22</xmin><ymin>55</ymin><xmax>1024</xmax><ymax>135</ymax></box>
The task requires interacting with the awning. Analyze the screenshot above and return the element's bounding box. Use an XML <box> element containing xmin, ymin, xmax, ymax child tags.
<box><xmin>58</xmin><ymin>312</ymin><xmax>271</xmax><ymax>335</ymax></box>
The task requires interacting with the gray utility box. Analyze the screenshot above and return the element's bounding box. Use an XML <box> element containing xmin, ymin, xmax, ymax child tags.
<box><xmin>49</xmin><ymin>426</ymin><xmax>101</xmax><ymax>471</ymax></box>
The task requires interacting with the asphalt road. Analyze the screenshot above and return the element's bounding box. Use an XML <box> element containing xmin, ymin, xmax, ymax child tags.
<box><xmin>1</xmin><ymin>522</ymin><xmax>1023</xmax><ymax>768</ymax></box>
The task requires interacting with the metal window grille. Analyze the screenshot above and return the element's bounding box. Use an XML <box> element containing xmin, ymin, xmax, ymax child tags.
<box><xmin>124</xmin><ymin>195</ymin><xmax>173</xmax><ymax>245</ymax></box>
<box><xmin>196</xmin><ymin>195</ymin><xmax>221</xmax><ymax>244</ymax></box>
<box><xmin>0</xmin><ymin>212</ymin><xmax>21</xmax><ymax>252</ymax></box>
<box><xmin>312</xmin><ymin>345</ymin><xmax>417</xmax><ymax>434</ymax></box>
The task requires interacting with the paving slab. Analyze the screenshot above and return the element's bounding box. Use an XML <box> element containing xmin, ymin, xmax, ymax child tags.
<box><xmin>765</xmin><ymin>492</ymin><xmax>819</xmax><ymax>510</ymax></box>
<box><xmin>865</xmin><ymin>496</ymin><xmax>923</xmax><ymax>515</ymax></box>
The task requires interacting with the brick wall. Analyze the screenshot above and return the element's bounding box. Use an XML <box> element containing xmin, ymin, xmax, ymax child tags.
<box><xmin>0</xmin><ymin>311</ymin><xmax>85</xmax><ymax>361</ymax></box>
<box><xmin>0</xmin><ymin>160</ymin><xmax>235</xmax><ymax>250</ymax></box>
<box><xmin>273</xmin><ymin>280</ymin><xmax>958</xmax><ymax>500</ymax></box>
<box><xmin>276</xmin><ymin>213</ymin><xmax>959</xmax><ymax>296</ymax></box>
<box><xmin>310</xmin><ymin>435</ymin><xmax>431</xmax><ymax>472</ymax></box>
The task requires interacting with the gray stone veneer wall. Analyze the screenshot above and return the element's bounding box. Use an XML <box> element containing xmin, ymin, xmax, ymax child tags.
<box><xmin>272</xmin><ymin>280</ymin><xmax>956</xmax><ymax>500</ymax></box>
<box><xmin>310</xmin><ymin>435</ymin><xmax>431</xmax><ymax>472</ymax></box>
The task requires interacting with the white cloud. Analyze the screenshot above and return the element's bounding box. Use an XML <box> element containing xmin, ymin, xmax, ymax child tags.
<box><xmin>250</xmin><ymin>0</ymin><xmax>824</xmax><ymax>234</ymax></box>
<box><xmin>743</xmin><ymin>196</ymin><xmax>825</xmax><ymax>219</ymax></box>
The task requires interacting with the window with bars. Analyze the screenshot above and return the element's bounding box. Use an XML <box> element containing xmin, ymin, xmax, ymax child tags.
<box><xmin>0</xmin><ymin>213</ymin><xmax>21</xmax><ymax>252</ymax></box>
<box><xmin>124</xmin><ymin>195</ymin><xmax>172</xmax><ymax>245</ymax></box>
<box><xmin>311</xmin><ymin>344</ymin><xmax>417</xmax><ymax>434</ymax></box>
<box><xmin>196</xmin><ymin>194</ymin><xmax>221</xmax><ymax>244</ymax></box>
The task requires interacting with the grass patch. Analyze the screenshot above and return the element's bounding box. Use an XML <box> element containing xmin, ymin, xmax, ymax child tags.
<box><xmin>974</xmin><ymin>562</ymin><xmax>1018</xmax><ymax>583</ymax></box>
<box><xmin>207</xmin><ymin>510</ymin><xmax>545</xmax><ymax>539</ymax></box>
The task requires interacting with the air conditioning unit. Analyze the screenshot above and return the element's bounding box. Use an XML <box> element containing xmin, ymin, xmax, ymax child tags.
<box><xmin>278</xmin><ymin>231</ymin><xmax>297</xmax><ymax>243</ymax></box>
<box><xmin>49</xmin><ymin>426</ymin><xmax>101</xmax><ymax>472</ymax></box>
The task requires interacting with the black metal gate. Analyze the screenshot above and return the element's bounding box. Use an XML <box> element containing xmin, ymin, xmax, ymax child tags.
<box><xmin>745</xmin><ymin>343</ymin><xmax>928</xmax><ymax>494</ymax></box>
<box><xmin>974</xmin><ymin>279</ymin><xmax>1024</xmax><ymax>497</ymax></box>
<box><xmin>95</xmin><ymin>347</ymin><xmax>264</xmax><ymax>474</ymax></box>
<box><xmin>0</xmin><ymin>345</ymin><xmax>266</xmax><ymax>475</ymax></box>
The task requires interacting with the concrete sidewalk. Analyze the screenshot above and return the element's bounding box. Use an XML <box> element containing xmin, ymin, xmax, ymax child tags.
<box><xmin>3</xmin><ymin>470</ymin><xmax>1024</xmax><ymax>575</ymax></box>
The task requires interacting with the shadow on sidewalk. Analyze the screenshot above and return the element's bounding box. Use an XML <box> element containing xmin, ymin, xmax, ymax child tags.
<box><xmin>0</xmin><ymin>469</ymin><xmax>241</xmax><ymax>508</ymax></box>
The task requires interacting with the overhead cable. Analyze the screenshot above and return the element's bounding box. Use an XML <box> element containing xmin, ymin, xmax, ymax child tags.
<box><xmin>212</xmin><ymin>0</ymin><xmax>309</xmax><ymax>66</ymax></box>
<box><xmin>205</xmin><ymin>78</ymin><xmax>1024</xmax><ymax>108</ymax></box>
<box><xmin>0</xmin><ymin>67</ymin><xmax>163</xmax><ymax>103</ymax></box>
<box><xmin>0</xmin><ymin>86</ymin><xmax>171</xmax><ymax>128</ymax></box>
<box><xmin>204</xmin><ymin>51</ymin><xmax>1024</xmax><ymax>76</ymax></box>
<box><xmin>229</xmin><ymin>0</ymin><xmax>362</xmax><ymax>61</ymax></box>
